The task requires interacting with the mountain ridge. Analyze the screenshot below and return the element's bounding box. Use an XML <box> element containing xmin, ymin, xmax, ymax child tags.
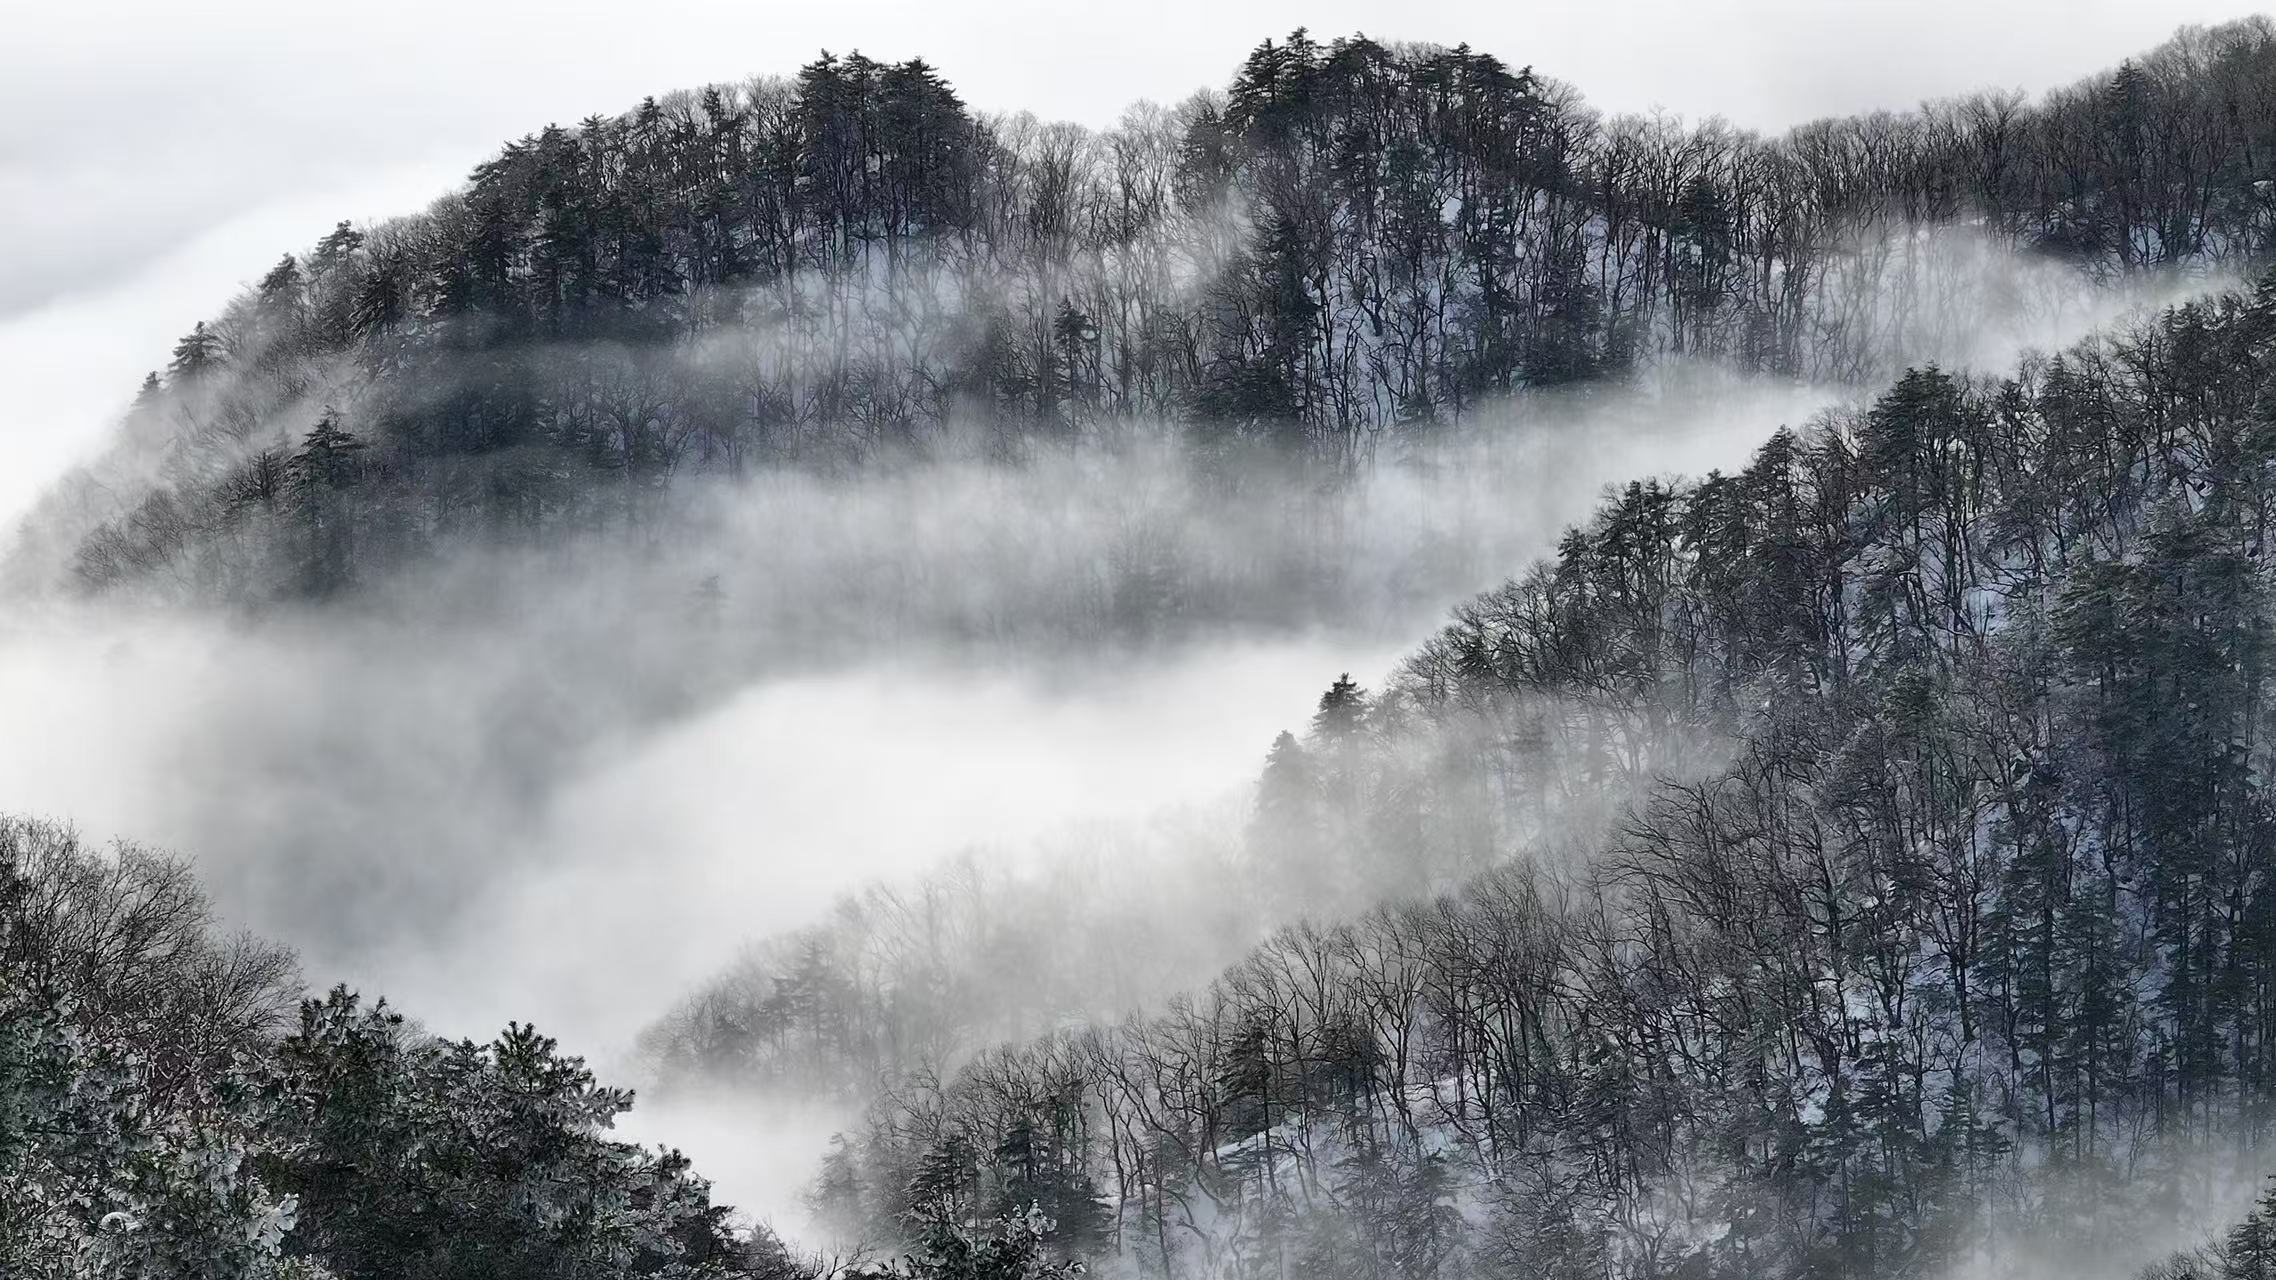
<box><xmin>10</xmin><ymin>18</ymin><xmax>2276</xmax><ymax>1280</ymax></box>
<box><xmin>16</xmin><ymin>21</ymin><xmax>2270</xmax><ymax>603</ymax></box>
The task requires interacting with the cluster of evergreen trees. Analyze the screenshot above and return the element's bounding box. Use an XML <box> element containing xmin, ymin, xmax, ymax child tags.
<box><xmin>0</xmin><ymin>817</ymin><xmax>825</xmax><ymax>1279</ymax></box>
<box><xmin>663</xmin><ymin>276</ymin><xmax>2276</xmax><ymax>1279</ymax></box>
<box><xmin>26</xmin><ymin>20</ymin><xmax>2276</xmax><ymax>600</ymax></box>
<box><xmin>0</xmin><ymin>817</ymin><xmax>1118</xmax><ymax>1278</ymax></box>
<box><xmin>24</xmin><ymin>18</ymin><xmax>2276</xmax><ymax>1280</ymax></box>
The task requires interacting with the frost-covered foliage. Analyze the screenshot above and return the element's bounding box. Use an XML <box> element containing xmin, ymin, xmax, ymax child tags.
<box><xmin>0</xmin><ymin>819</ymin><xmax>806</xmax><ymax>1279</ymax></box>
<box><xmin>769</xmin><ymin>279</ymin><xmax>2276</xmax><ymax>1279</ymax></box>
<box><xmin>0</xmin><ymin>819</ymin><xmax>311</xmax><ymax>1278</ymax></box>
<box><xmin>20</xmin><ymin>16</ymin><xmax>2276</xmax><ymax>1280</ymax></box>
<box><xmin>0</xmin><ymin>992</ymin><xmax>309</xmax><ymax>1280</ymax></box>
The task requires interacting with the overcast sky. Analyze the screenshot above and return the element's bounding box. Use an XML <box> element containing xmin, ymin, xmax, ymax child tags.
<box><xmin>0</xmin><ymin>0</ymin><xmax>2256</xmax><ymax>524</ymax></box>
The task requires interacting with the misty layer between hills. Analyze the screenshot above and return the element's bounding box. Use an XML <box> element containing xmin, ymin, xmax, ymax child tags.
<box><xmin>11</xmin><ymin>18</ymin><xmax>2276</xmax><ymax>1280</ymax></box>
<box><xmin>3</xmin><ymin>364</ymin><xmax>1838</xmax><ymax>1039</ymax></box>
<box><xmin>0</xmin><ymin>253</ymin><xmax>2205</xmax><ymax>1237</ymax></box>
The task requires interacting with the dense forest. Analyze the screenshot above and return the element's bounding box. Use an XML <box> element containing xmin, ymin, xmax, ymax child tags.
<box><xmin>646</xmin><ymin>276</ymin><xmax>2276</xmax><ymax>1279</ymax></box>
<box><xmin>15</xmin><ymin>20</ymin><xmax>2275</xmax><ymax>603</ymax></box>
<box><xmin>16</xmin><ymin>16</ymin><xmax>2276</xmax><ymax>1280</ymax></box>
<box><xmin>0</xmin><ymin>817</ymin><xmax>810</xmax><ymax>1279</ymax></box>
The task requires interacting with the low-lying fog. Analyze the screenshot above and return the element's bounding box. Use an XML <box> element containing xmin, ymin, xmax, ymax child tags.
<box><xmin>0</xmin><ymin>369</ymin><xmax>1813</xmax><ymax>1017</ymax></box>
<box><xmin>0</xmin><ymin>239</ymin><xmax>2228</xmax><ymax>1228</ymax></box>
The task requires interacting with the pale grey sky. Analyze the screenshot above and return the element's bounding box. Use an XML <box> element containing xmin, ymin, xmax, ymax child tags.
<box><xmin>0</xmin><ymin>0</ymin><xmax>2254</xmax><ymax>522</ymax></box>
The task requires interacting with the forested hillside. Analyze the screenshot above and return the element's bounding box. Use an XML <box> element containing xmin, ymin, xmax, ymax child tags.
<box><xmin>0</xmin><ymin>817</ymin><xmax>816</xmax><ymax>1279</ymax></box>
<box><xmin>18</xmin><ymin>21</ymin><xmax>2276</xmax><ymax>602</ymax></box>
<box><xmin>14</xmin><ymin>16</ymin><xmax>2276</xmax><ymax>1280</ymax></box>
<box><xmin>662</xmin><ymin>279</ymin><xmax>2276</xmax><ymax>1279</ymax></box>
<box><xmin>0</xmin><ymin>817</ymin><xmax>1112</xmax><ymax>1279</ymax></box>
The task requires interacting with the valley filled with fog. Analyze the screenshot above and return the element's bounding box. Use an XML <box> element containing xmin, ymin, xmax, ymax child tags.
<box><xmin>0</xmin><ymin>264</ymin><xmax>2210</xmax><ymax>1228</ymax></box>
<box><xmin>9</xmin><ymin>14</ymin><xmax>2276</xmax><ymax>1280</ymax></box>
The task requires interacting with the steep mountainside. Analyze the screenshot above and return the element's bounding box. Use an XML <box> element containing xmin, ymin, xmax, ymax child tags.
<box><xmin>10</xmin><ymin>20</ymin><xmax>2276</xmax><ymax>1280</ymax></box>
<box><xmin>16</xmin><ymin>22</ymin><xmax>2276</xmax><ymax>602</ymax></box>
<box><xmin>667</xmin><ymin>283</ymin><xmax>2276</xmax><ymax>1279</ymax></box>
